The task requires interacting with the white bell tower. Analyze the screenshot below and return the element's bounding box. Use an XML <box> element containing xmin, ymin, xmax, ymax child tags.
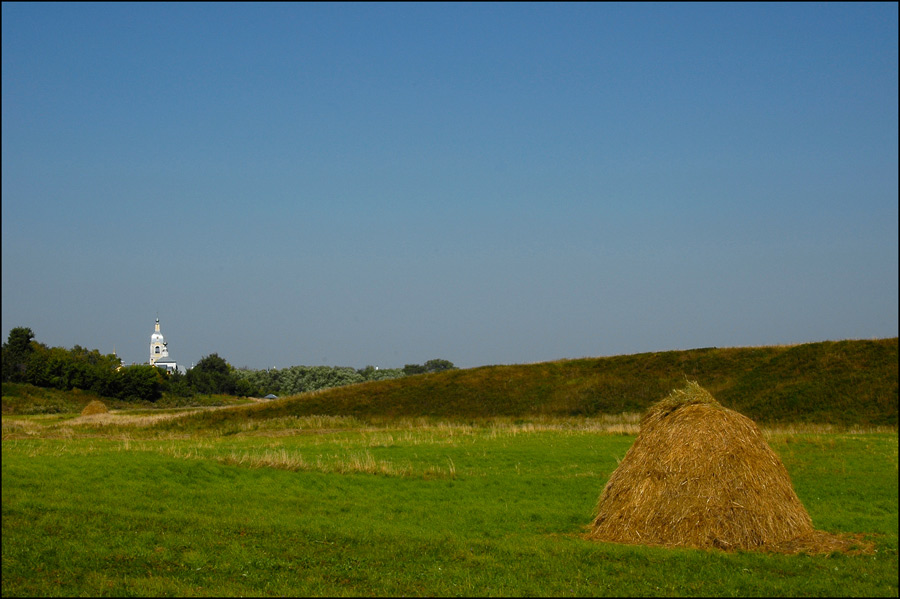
<box><xmin>149</xmin><ymin>317</ymin><xmax>169</xmax><ymax>365</ymax></box>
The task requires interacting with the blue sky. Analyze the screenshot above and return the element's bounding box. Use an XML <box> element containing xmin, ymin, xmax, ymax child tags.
<box><xmin>2</xmin><ymin>2</ymin><xmax>897</xmax><ymax>370</ymax></box>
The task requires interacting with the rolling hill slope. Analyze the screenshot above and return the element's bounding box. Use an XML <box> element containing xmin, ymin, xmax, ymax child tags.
<box><xmin>176</xmin><ymin>338</ymin><xmax>897</xmax><ymax>428</ymax></box>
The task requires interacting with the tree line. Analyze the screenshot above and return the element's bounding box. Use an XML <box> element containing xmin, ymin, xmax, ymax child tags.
<box><xmin>1</xmin><ymin>327</ymin><xmax>455</xmax><ymax>403</ymax></box>
<box><xmin>234</xmin><ymin>359</ymin><xmax>456</xmax><ymax>397</ymax></box>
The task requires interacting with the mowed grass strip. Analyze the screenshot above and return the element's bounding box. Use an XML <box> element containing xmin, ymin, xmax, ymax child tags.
<box><xmin>2</xmin><ymin>425</ymin><xmax>897</xmax><ymax>597</ymax></box>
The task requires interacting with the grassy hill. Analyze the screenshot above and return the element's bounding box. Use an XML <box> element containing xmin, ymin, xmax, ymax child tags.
<box><xmin>173</xmin><ymin>338</ymin><xmax>897</xmax><ymax>429</ymax></box>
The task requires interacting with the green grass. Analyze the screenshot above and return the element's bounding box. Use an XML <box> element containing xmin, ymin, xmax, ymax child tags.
<box><xmin>2</xmin><ymin>417</ymin><xmax>897</xmax><ymax>597</ymax></box>
<box><xmin>1</xmin><ymin>382</ymin><xmax>254</xmax><ymax>416</ymax></box>
<box><xmin>3</xmin><ymin>340</ymin><xmax>897</xmax><ymax>595</ymax></box>
<box><xmin>154</xmin><ymin>338</ymin><xmax>897</xmax><ymax>432</ymax></box>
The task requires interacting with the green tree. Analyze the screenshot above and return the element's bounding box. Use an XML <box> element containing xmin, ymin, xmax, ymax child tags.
<box><xmin>234</xmin><ymin>367</ymin><xmax>280</xmax><ymax>397</ymax></box>
<box><xmin>118</xmin><ymin>365</ymin><xmax>163</xmax><ymax>402</ymax></box>
<box><xmin>194</xmin><ymin>353</ymin><xmax>231</xmax><ymax>375</ymax></box>
<box><xmin>403</xmin><ymin>360</ymin><xmax>456</xmax><ymax>375</ymax></box>
<box><xmin>424</xmin><ymin>359</ymin><xmax>456</xmax><ymax>373</ymax></box>
<box><xmin>161</xmin><ymin>369</ymin><xmax>192</xmax><ymax>397</ymax></box>
<box><xmin>403</xmin><ymin>363</ymin><xmax>427</xmax><ymax>376</ymax></box>
<box><xmin>358</xmin><ymin>365</ymin><xmax>405</xmax><ymax>382</ymax></box>
<box><xmin>1</xmin><ymin>327</ymin><xmax>36</xmax><ymax>382</ymax></box>
<box><xmin>185</xmin><ymin>353</ymin><xmax>256</xmax><ymax>396</ymax></box>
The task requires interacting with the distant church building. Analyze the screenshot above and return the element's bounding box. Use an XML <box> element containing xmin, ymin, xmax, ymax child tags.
<box><xmin>149</xmin><ymin>318</ymin><xmax>185</xmax><ymax>374</ymax></box>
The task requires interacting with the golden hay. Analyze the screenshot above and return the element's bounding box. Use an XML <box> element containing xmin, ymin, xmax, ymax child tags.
<box><xmin>587</xmin><ymin>381</ymin><xmax>871</xmax><ymax>554</ymax></box>
<box><xmin>80</xmin><ymin>400</ymin><xmax>109</xmax><ymax>416</ymax></box>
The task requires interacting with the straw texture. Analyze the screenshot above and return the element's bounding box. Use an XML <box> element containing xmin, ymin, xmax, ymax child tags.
<box><xmin>588</xmin><ymin>382</ymin><xmax>867</xmax><ymax>553</ymax></box>
<box><xmin>80</xmin><ymin>400</ymin><xmax>109</xmax><ymax>416</ymax></box>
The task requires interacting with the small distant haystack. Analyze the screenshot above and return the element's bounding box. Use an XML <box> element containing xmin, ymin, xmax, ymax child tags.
<box><xmin>588</xmin><ymin>382</ymin><xmax>864</xmax><ymax>553</ymax></box>
<box><xmin>80</xmin><ymin>400</ymin><xmax>109</xmax><ymax>416</ymax></box>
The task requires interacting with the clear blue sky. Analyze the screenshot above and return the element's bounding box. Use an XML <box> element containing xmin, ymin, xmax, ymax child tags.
<box><xmin>3</xmin><ymin>2</ymin><xmax>897</xmax><ymax>370</ymax></box>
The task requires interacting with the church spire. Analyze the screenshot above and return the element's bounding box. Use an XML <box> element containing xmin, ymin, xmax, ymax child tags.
<box><xmin>150</xmin><ymin>317</ymin><xmax>168</xmax><ymax>365</ymax></box>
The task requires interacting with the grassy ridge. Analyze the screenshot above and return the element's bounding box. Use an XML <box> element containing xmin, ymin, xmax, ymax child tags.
<box><xmin>169</xmin><ymin>339</ymin><xmax>897</xmax><ymax>430</ymax></box>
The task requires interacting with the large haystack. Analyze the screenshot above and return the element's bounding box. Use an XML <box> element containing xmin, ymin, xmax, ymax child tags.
<box><xmin>588</xmin><ymin>382</ymin><xmax>862</xmax><ymax>553</ymax></box>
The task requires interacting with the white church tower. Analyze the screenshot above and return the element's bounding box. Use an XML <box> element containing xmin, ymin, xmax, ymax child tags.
<box><xmin>149</xmin><ymin>317</ymin><xmax>169</xmax><ymax>365</ymax></box>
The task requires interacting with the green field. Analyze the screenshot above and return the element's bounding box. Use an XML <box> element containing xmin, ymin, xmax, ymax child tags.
<box><xmin>2</xmin><ymin>410</ymin><xmax>897</xmax><ymax>597</ymax></box>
